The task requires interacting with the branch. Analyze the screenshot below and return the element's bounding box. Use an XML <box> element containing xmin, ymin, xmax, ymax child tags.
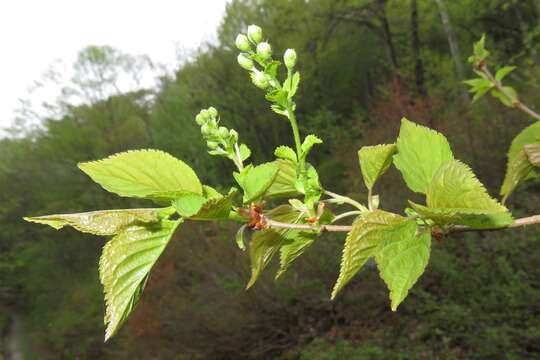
<box><xmin>262</xmin><ymin>214</ymin><xmax>540</xmax><ymax>234</ymax></box>
<box><xmin>479</xmin><ymin>63</ymin><xmax>540</xmax><ymax>121</ymax></box>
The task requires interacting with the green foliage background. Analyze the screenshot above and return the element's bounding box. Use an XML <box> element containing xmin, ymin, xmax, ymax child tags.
<box><xmin>1</xmin><ymin>0</ymin><xmax>539</xmax><ymax>358</ymax></box>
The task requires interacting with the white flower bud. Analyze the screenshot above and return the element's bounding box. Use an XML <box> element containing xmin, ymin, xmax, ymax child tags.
<box><xmin>218</xmin><ymin>126</ymin><xmax>229</xmax><ymax>138</ymax></box>
<box><xmin>251</xmin><ymin>71</ymin><xmax>269</xmax><ymax>89</ymax></box>
<box><xmin>256</xmin><ymin>42</ymin><xmax>272</xmax><ymax>60</ymax></box>
<box><xmin>235</xmin><ymin>34</ymin><xmax>251</xmax><ymax>52</ymax></box>
<box><xmin>201</xmin><ymin>124</ymin><xmax>211</xmax><ymax>136</ymax></box>
<box><xmin>195</xmin><ymin>114</ymin><xmax>205</xmax><ymax>126</ymax></box>
<box><xmin>237</xmin><ymin>53</ymin><xmax>254</xmax><ymax>70</ymax></box>
<box><xmin>284</xmin><ymin>49</ymin><xmax>297</xmax><ymax>69</ymax></box>
<box><xmin>247</xmin><ymin>25</ymin><xmax>263</xmax><ymax>44</ymax></box>
<box><xmin>229</xmin><ymin>129</ymin><xmax>238</xmax><ymax>142</ymax></box>
<box><xmin>207</xmin><ymin>141</ymin><xmax>219</xmax><ymax>149</ymax></box>
<box><xmin>200</xmin><ymin>109</ymin><xmax>210</xmax><ymax>120</ymax></box>
<box><xmin>207</xmin><ymin>107</ymin><xmax>218</xmax><ymax>118</ymax></box>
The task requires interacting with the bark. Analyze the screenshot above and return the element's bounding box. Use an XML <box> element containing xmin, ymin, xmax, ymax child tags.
<box><xmin>376</xmin><ymin>0</ymin><xmax>399</xmax><ymax>71</ymax></box>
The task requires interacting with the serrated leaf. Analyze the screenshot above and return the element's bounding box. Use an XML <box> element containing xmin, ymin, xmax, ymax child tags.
<box><xmin>283</xmin><ymin>71</ymin><xmax>300</xmax><ymax>99</ymax></box>
<box><xmin>100</xmin><ymin>219</ymin><xmax>181</xmax><ymax>341</ymax></box>
<box><xmin>376</xmin><ymin>228</ymin><xmax>431</xmax><ymax>311</ymax></box>
<box><xmin>276</xmin><ymin>231</ymin><xmax>316</xmax><ymax>279</ymax></box>
<box><xmin>301</xmin><ymin>135</ymin><xmax>323</xmax><ymax>159</ymax></box>
<box><xmin>202</xmin><ymin>185</ymin><xmax>222</xmax><ymax>199</ymax></box>
<box><xmin>191</xmin><ymin>188</ymin><xmax>237</xmax><ymax>220</ymax></box>
<box><xmin>266</xmin><ymin>159</ymin><xmax>300</xmax><ymax>198</ymax></box>
<box><xmin>246</xmin><ymin>205</ymin><xmax>301</xmax><ymax>288</ymax></box>
<box><xmin>491</xmin><ymin>86</ymin><xmax>517</xmax><ymax>107</ymax></box>
<box><xmin>525</xmin><ymin>143</ymin><xmax>540</xmax><ymax>166</ymax></box>
<box><xmin>331</xmin><ymin>210</ymin><xmax>409</xmax><ymax>299</ymax></box>
<box><xmin>78</xmin><ymin>150</ymin><xmax>202</xmax><ymax>200</ymax></box>
<box><xmin>274</xmin><ymin>145</ymin><xmax>297</xmax><ymax>162</ymax></box>
<box><xmin>495</xmin><ymin>66</ymin><xmax>515</xmax><ymax>82</ymax></box>
<box><xmin>417</xmin><ymin>160</ymin><xmax>512</xmax><ymax>229</ymax></box>
<box><xmin>358</xmin><ymin>144</ymin><xmax>396</xmax><ymax>190</ymax></box>
<box><xmin>393</xmin><ymin>118</ymin><xmax>454</xmax><ymax>194</ymax></box>
<box><xmin>24</xmin><ymin>208</ymin><xmax>161</xmax><ymax>235</ymax></box>
<box><xmin>172</xmin><ymin>192</ymin><xmax>207</xmax><ymax>217</ymax></box>
<box><xmin>239</xmin><ymin>144</ymin><xmax>251</xmax><ymax>162</ymax></box>
<box><xmin>501</xmin><ymin>122</ymin><xmax>540</xmax><ymax>200</ymax></box>
<box><xmin>271</xmin><ymin>104</ymin><xmax>288</xmax><ymax>117</ymax></box>
<box><xmin>238</xmin><ymin>162</ymin><xmax>280</xmax><ymax>203</ymax></box>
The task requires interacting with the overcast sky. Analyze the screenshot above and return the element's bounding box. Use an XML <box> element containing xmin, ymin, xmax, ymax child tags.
<box><xmin>0</xmin><ymin>0</ymin><xmax>229</xmax><ymax>133</ymax></box>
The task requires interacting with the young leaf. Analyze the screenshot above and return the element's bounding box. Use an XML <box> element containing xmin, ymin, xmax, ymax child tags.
<box><xmin>414</xmin><ymin>160</ymin><xmax>512</xmax><ymax>229</ymax></box>
<box><xmin>491</xmin><ymin>86</ymin><xmax>517</xmax><ymax>107</ymax></box>
<box><xmin>301</xmin><ymin>135</ymin><xmax>323</xmax><ymax>160</ymax></box>
<box><xmin>525</xmin><ymin>143</ymin><xmax>540</xmax><ymax>166</ymax></box>
<box><xmin>246</xmin><ymin>205</ymin><xmax>300</xmax><ymax>288</ymax></box>
<box><xmin>239</xmin><ymin>144</ymin><xmax>251</xmax><ymax>162</ymax></box>
<box><xmin>331</xmin><ymin>210</ymin><xmax>410</xmax><ymax>299</ymax></box>
<box><xmin>191</xmin><ymin>188</ymin><xmax>238</xmax><ymax>221</ymax></box>
<box><xmin>236</xmin><ymin>224</ymin><xmax>247</xmax><ymax>251</ymax></box>
<box><xmin>283</xmin><ymin>71</ymin><xmax>300</xmax><ymax>99</ymax></box>
<box><xmin>393</xmin><ymin>118</ymin><xmax>454</xmax><ymax>194</ymax></box>
<box><xmin>172</xmin><ymin>192</ymin><xmax>207</xmax><ymax>217</ymax></box>
<box><xmin>100</xmin><ymin>219</ymin><xmax>181</xmax><ymax>341</ymax></box>
<box><xmin>376</xmin><ymin>228</ymin><xmax>431</xmax><ymax>311</ymax></box>
<box><xmin>238</xmin><ymin>162</ymin><xmax>280</xmax><ymax>203</ymax></box>
<box><xmin>78</xmin><ymin>150</ymin><xmax>202</xmax><ymax>200</ymax></box>
<box><xmin>24</xmin><ymin>208</ymin><xmax>161</xmax><ymax>235</ymax></box>
<box><xmin>358</xmin><ymin>144</ymin><xmax>397</xmax><ymax>190</ymax></box>
<box><xmin>276</xmin><ymin>231</ymin><xmax>316</xmax><ymax>279</ymax></box>
<box><xmin>265</xmin><ymin>159</ymin><xmax>300</xmax><ymax>198</ymax></box>
<box><xmin>274</xmin><ymin>145</ymin><xmax>297</xmax><ymax>162</ymax></box>
<box><xmin>501</xmin><ymin>122</ymin><xmax>540</xmax><ymax>200</ymax></box>
<box><xmin>495</xmin><ymin>66</ymin><xmax>515</xmax><ymax>82</ymax></box>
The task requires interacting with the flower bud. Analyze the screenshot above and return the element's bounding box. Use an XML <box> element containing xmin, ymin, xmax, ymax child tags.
<box><xmin>195</xmin><ymin>114</ymin><xmax>205</xmax><ymax>126</ymax></box>
<box><xmin>201</xmin><ymin>123</ymin><xmax>211</xmax><ymax>136</ymax></box>
<box><xmin>200</xmin><ymin>109</ymin><xmax>210</xmax><ymax>120</ymax></box>
<box><xmin>229</xmin><ymin>129</ymin><xmax>238</xmax><ymax>142</ymax></box>
<box><xmin>251</xmin><ymin>71</ymin><xmax>269</xmax><ymax>89</ymax></box>
<box><xmin>283</xmin><ymin>49</ymin><xmax>297</xmax><ymax>69</ymax></box>
<box><xmin>247</xmin><ymin>25</ymin><xmax>263</xmax><ymax>44</ymax></box>
<box><xmin>209</xmin><ymin>118</ymin><xmax>218</xmax><ymax>128</ymax></box>
<box><xmin>235</xmin><ymin>34</ymin><xmax>251</xmax><ymax>52</ymax></box>
<box><xmin>207</xmin><ymin>141</ymin><xmax>219</xmax><ymax>149</ymax></box>
<box><xmin>218</xmin><ymin>126</ymin><xmax>229</xmax><ymax>138</ymax></box>
<box><xmin>237</xmin><ymin>53</ymin><xmax>254</xmax><ymax>70</ymax></box>
<box><xmin>256</xmin><ymin>42</ymin><xmax>272</xmax><ymax>60</ymax></box>
<box><xmin>207</xmin><ymin>106</ymin><xmax>218</xmax><ymax>118</ymax></box>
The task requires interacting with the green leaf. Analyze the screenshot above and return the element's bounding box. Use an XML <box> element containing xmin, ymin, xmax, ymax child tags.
<box><xmin>283</xmin><ymin>71</ymin><xmax>300</xmax><ymax>99</ymax></box>
<box><xmin>246</xmin><ymin>205</ymin><xmax>300</xmax><ymax>288</ymax></box>
<box><xmin>239</xmin><ymin>144</ymin><xmax>251</xmax><ymax>162</ymax></box>
<box><xmin>301</xmin><ymin>135</ymin><xmax>323</xmax><ymax>160</ymax></box>
<box><xmin>191</xmin><ymin>188</ymin><xmax>238</xmax><ymax>221</ymax></box>
<box><xmin>331</xmin><ymin>211</ymin><xmax>409</xmax><ymax>299</ymax></box>
<box><xmin>501</xmin><ymin>122</ymin><xmax>540</xmax><ymax>200</ymax></box>
<box><xmin>463</xmin><ymin>78</ymin><xmax>493</xmax><ymax>102</ymax></box>
<box><xmin>237</xmin><ymin>162</ymin><xmax>280</xmax><ymax>203</ymax></box>
<box><xmin>274</xmin><ymin>145</ymin><xmax>297</xmax><ymax>162</ymax></box>
<box><xmin>236</xmin><ymin>224</ymin><xmax>247</xmax><ymax>251</ymax></box>
<box><xmin>265</xmin><ymin>159</ymin><xmax>300</xmax><ymax>198</ymax></box>
<box><xmin>491</xmin><ymin>86</ymin><xmax>517</xmax><ymax>107</ymax></box>
<box><xmin>24</xmin><ymin>208</ymin><xmax>161</xmax><ymax>235</ymax></box>
<box><xmin>495</xmin><ymin>66</ymin><xmax>515</xmax><ymax>82</ymax></box>
<box><xmin>100</xmin><ymin>219</ymin><xmax>181</xmax><ymax>341</ymax></box>
<box><xmin>525</xmin><ymin>143</ymin><xmax>540</xmax><ymax>166</ymax></box>
<box><xmin>276</xmin><ymin>231</ymin><xmax>316</xmax><ymax>279</ymax></box>
<box><xmin>358</xmin><ymin>144</ymin><xmax>397</xmax><ymax>190</ymax></box>
<box><xmin>415</xmin><ymin>160</ymin><xmax>512</xmax><ymax>229</ymax></box>
<box><xmin>78</xmin><ymin>150</ymin><xmax>202</xmax><ymax>200</ymax></box>
<box><xmin>393</xmin><ymin>118</ymin><xmax>454</xmax><ymax>194</ymax></box>
<box><xmin>172</xmin><ymin>192</ymin><xmax>207</xmax><ymax>217</ymax></box>
<box><xmin>376</xmin><ymin>228</ymin><xmax>431</xmax><ymax>311</ymax></box>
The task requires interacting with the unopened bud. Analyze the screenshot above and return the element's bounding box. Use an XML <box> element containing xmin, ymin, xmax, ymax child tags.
<box><xmin>195</xmin><ymin>114</ymin><xmax>205</xmax><ymax>126</ymax></box>
<box><xmin>229</xmin><ymin>129</ymin><xmax>238</xmax><ymax>142</ymax></box>
<box><xmin>237</xmin><ymin>53</ymin><xmax>254</xmax><ymax>70</ymax></box>
<box><xmin>256</xmin><ymin>42</ymin><xmax>272</xmax><ymax>60</ymax></box>
<box><xmin>207</xmin><ymin>107</ymin><xmax>218</xmax><ymax>118</ymax></box>
<box><xmin>218</xmin><ymin>126</ymin><xmax>229</xmax><ymax>138</ymax></box>
<box><xmin>284</xmin><ymin>49</ymin><xmax>297</xmax><ymax>69</ymax></box>
<box><xmin>235</xmin><ymin>34</ymin><xmax>251</xmax><ymax>52</ymax></box>
<box><xmin>247</xmin><ymin>25</ymin><xmax>262</xmax><ymax>44</ymax></box>
<box><xmin>251</xmin><ymin>71</ymin><xmax>269</xmax><ymax>89</ymax></box>
<box><xmin>201</xmin><ymin>124</ymin><xmax>211</xmax><ymax>136</ymax></box>
<box><xmin>209</xmin><ymin>118</ymin><xmax>218</xmax><ymax>128</ymax></box>
<box><xmin>207</xmin><ymin>141</ymin><xmax>219</xmax><ymax>150</ymax></box>
<box><xmin>200</xmin><ymin>109</ymin><xmax>210</xmax><ymax>120</ymax></box>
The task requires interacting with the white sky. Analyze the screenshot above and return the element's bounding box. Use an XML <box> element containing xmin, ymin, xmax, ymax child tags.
<box><xmin>0</xmin><ymin>0</ymin><xmax>229</xmax><ymax>134</ymax></box>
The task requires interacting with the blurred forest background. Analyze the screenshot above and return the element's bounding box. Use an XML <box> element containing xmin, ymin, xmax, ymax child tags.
<box><xmin>1</xmin><ymin>0</ymin><xmax>540</xmax><ymax>359</ymax></box>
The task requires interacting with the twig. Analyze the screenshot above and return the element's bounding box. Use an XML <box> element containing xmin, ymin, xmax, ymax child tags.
<box><xmin>262</xmin><ymin>214</ymin><xmax>540</xmax><ymax>234</ymax></box>
<box><xmin>479</xmin><ymin>63</ymin><xmax>540</xmax><ymax>121</ymax></box>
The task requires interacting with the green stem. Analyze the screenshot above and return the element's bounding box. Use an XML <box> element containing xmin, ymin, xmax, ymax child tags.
<box><xmin>324</xmin><ymin>190</ymin><xmax>369</xmax><ymax>212</ymax></box>
<box><xmin>287</xmin><ymin>109</ymin><xmax>304</xmax><ymax>176</ymax></box>
<box><xmin>367</xmin><ymin>188</ymin><xmax>373</xmax><ymax>211</ymax></box>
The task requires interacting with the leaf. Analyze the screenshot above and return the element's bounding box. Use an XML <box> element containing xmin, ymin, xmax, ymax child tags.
<box><xmin>301</xmin><ymin>135</ymin><xmax>323</xmax><ymax>160</ymax></box>
<box><xmin>491</xmin><ymin>87</ymin><xmax>517</xmax><ymax>107</ymax></box>
<box><xmin>525</xmin><ymin>143</ymin><xmax>540</xmax><ymax>166</ymax></box>
<box><xmin>283</xmin><ymin>71</ymin><xmax>300</xmax><ymax>99</ymax></box>
<box><xmin>265</xmin><ymin>159</ymin><xmax>300</xmax><ymax>198</ymax></box>
<box><xmin>331</xmin><ymin>211</ymin><xmax>410</xmax><ymax>299</ymax></box>
<box><xmin>501</xmin><ymin>122</ymin><xmax>540</xmax><ymax>200</ymax></box>
<box><xmin>495</xmin><ymin>66</ymin><xmax>515</xmax><ymax>82</ymax></box>
<box><xmin>191</xmin><ymin>188</ymin><xmax>238</xmax><ymax>221</ymax></box>
<box><xmin>415</xmin><ymin>160</ymin><xmax>512</xmax><ymax>229</ymax></box>
<box><xmin>24</xmin><ymin>208</ymin><xmax>161</xmax><ymax>235</ymax></box>
<box><xmin>376</xmin><ymin>228</ymin><xmax>431</xmax><ymax>311</ymax></box>
<box><xmin>100</xmin><ymin>219</ymin><xmax>181</xmax><ymax>341</ymax></box>
<box><xmin>78</xmin><ymin>150</ymin><xmax>202</xmax><ymax>200</ymax></box>
<box><xmin>236</xmin><ymin>224</ymin><xmax>247</xmax><ymax>251</ymax></box>
<box><xmin>276</xmin><ymin>231</ymin><xmax>316</xmax><ymax>279</ymax></box>
<box><xmin>246</xmin><ymin>205</ymin><xmax>301</xmax><ymax>288</ymax></box>
<box><xmin>239</xmin><ymin>144</ymin><xmax>251</xmax><ymax>162</ymax></box>
<box><xmin>393</xmin><ymin>118</ymin><xmax>454</xmax><ymax>194</ymax></box>
<box><xmin>358</xmin><ymin>144</ymin><xmax>397</xmax><ymax>190</ymax></box>
<box><xmin>238</xmin><ymin>162</ymin><xmax>280</xmax><ymax>203</ymax></box>
<box><xmin>463</xmin><ymin>78</ymin><xmax>492</xmax><ymax>102</ymax></box>
<box><xmin>172</xmin><ymin>192</ymin><xmax>207</xmax><ymax>217</ymax></box>
<box><xmin>274</xmin><ymin>145</ymin><xmax>297</xmax><ymax>162</ymax></box>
